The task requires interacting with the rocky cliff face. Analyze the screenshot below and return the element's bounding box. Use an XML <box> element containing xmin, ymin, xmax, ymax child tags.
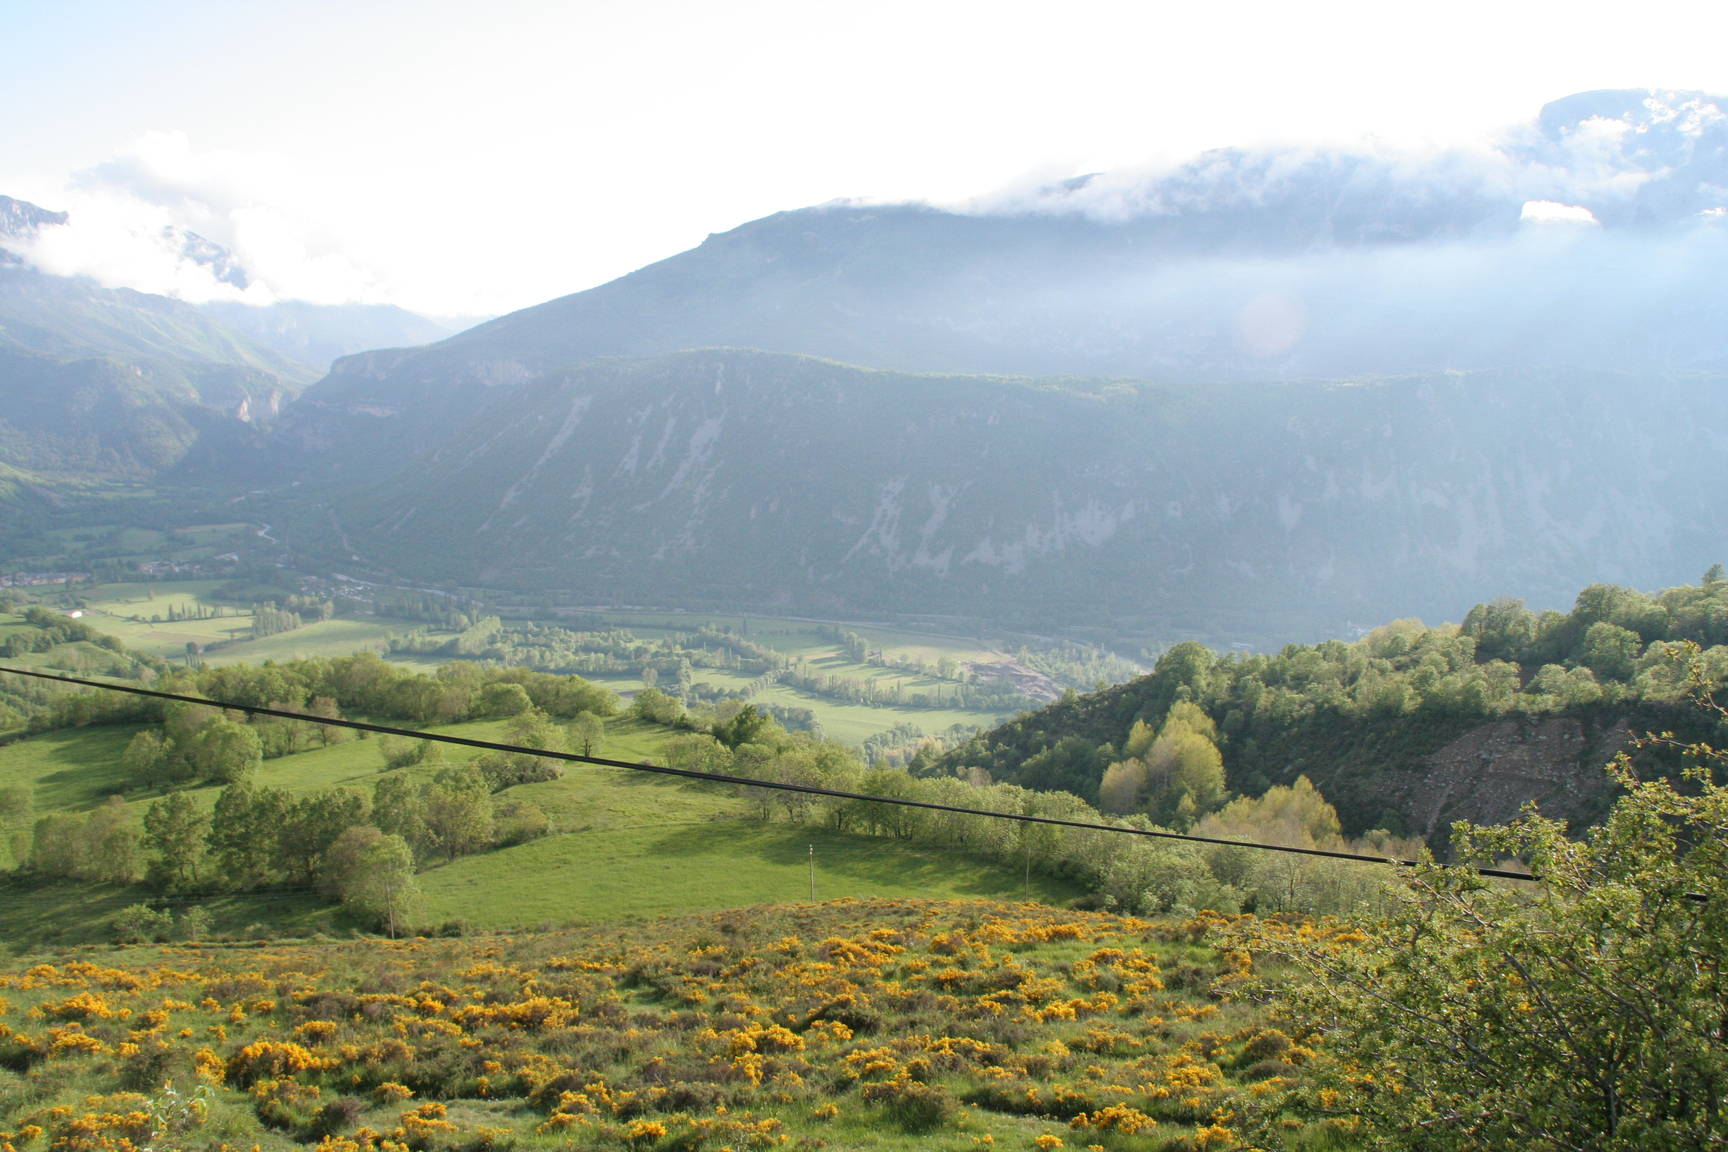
<box><xmin>1392</xmin><ymin>716</ymin><xmax>1633</xmax><ymax>837</ymax></box>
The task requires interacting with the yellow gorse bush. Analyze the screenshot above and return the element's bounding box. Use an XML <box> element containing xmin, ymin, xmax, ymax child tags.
<box><xmin>0</xmin><ymin>898</ymin><xmax>1278</xmax><ymax>1151</ymax></box>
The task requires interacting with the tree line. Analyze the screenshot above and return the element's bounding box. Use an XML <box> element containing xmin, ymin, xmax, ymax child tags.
<box><xmin>648</xmin><ymin>700</ymin><xmax>1415</xmax><ymax>918</ymax></box>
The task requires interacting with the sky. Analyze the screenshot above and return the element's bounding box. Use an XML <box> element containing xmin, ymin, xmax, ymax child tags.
<box><xmin>3</xmin><ymin>0</ymin><xmax>1726</xmax><ymax>317</ymax></box>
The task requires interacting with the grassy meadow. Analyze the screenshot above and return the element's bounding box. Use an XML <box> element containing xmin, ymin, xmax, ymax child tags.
<box><xmin>69</xmin><ymin>582</ymin><xmax>410</xmax><ymax>666</ymax></box>
<box><xmin>0</xmin><ymin>714</ymin><xmax>1075</xmax><ymax>948</ymax></box>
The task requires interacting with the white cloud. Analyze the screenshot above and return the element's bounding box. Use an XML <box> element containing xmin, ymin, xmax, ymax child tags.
<box><xmin>20</xmin><ymin>187</ymin><xmax>269</xmax><ymax>304</ymax></box>
<box><xmin>15</xmin><ymin>131</ymin><xmax>396</xmax><ymax>308</ymax></box>
<box><xmin>1519</xmin><ymin>200</ymin><xmax>1601</xmax><ymax>225</ymax></box>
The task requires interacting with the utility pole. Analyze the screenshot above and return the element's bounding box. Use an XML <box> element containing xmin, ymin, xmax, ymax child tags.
<box><xmin>808</xmin><ymin>844</ymin><xmax>816</xmax><ymax>902</ymax></box>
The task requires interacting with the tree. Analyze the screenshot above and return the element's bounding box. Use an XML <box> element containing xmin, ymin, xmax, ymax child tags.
<box><xmin>1580</xmin><ymin>620</ymin><xmax>1641</xmax><ymax>682</ymax></box>
<box><xmin>206</xmin><ymin>784</ymin><xmax>290</xmax><ymax>888</ymax></box>
<box><xmin>477</xmin><ymin>681</ymin><xmax>533</xmax><ymax>718</ymax></box>
<box><xmin>320</xmin><ymin>824</ymin><xmax>384</xmax><ymax>897</ymax></box>
<box><xmin>422</xmin><ymin>768</ymin><xmax>493</xmax><ymax>860</ymax></box>
<box><xmin>1097</xmin><ymin>758</ymin><xmax>1150</xmax><ymax>814</ymax></box>
<box><xmin>276</xmin><ymin>789</ymin><xmax>367</xmax><ymax>883</ymax></box>
<box><xmin>1143</xmin><ymin>703</ymin><xmax>1226</xmax><ymax>824</ymax></box>
<box><xmin>1460</xmin><ymin>596</ymin><xmax>1535</xmax><ymax>664</ymax></box>
<box><xmin>29</xmin><ymin>812</ymin><xmax>88</xmax><ymax>878</ymax></box>
<box><xmin>143</xmin><ymin>791</ymin><xmax>208</xmax><ymax>892</ymax></box>
<box><xmin>1246</xmin><ymin>665</ymin><xmax>1728</xmax><ymax>1149</ymax></box>
<box><xmin>78</xmin><ymin>797</ymin><xmax>139</xmax><ymax>891</ymax></box>
<box><xmin>0</xmin><ymin>785</ymin><xmax>32</xmax><ymax>871</ymax></box>
<box><xmin>372</xmin><ymin>774</ymin><xmax>430</xmax><ymax>859</ymax></box>
<box><xmin>712</xmin><ymin>704</ymin><xmax>773</xmax><ymax>750</ymax></box>
<box><xmin>112</xmin><ymin>903</ymin><xmax>174</xmax><ymax>944</ymax></box>
<box><xmin>188</xmin><ymin>719</ymin><xmax>262</xmax><ymax>785</ymax></box>
<box><xmin>631</xmin><ymin>687</ymin><xmax>684</xmax><ymax>725</ymax></box>
<box><xmin>122</xmin><ymin>729</ymin><xmax>173</xmax><ymax>788</ymax></box>
<box><xmin>341</xmin><ymin>833</ymin><xmax>420</xmax><ymax>937</ymax></box>
<box><xmin>570</xmin><ymin>710</ymin><xmax>606</xmax><ymax>757</ymax></box>
<box><xmin>663</xmin><ymin>733</ymin><xmax>732</xmax><ymax>775</ymax></box>
<box><xmin>495</xmin><ymin>798</ymin><xmax>550</xmax><ymax>846</ymax></box>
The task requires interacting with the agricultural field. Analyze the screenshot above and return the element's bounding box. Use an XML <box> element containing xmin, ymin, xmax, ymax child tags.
<box><xmin>0</xmin><ymin>898</ymin><xmax>1317</xmax><ymax>1151</ymax></box>
<box><xmin>74</xmin><ymin>581</ymin><xmax>257</xmax><ymax>658</ymax></box>
<box><xmin>66</xmin><ymin>582</ymin><xmax>413</xmax><ymax>667</ymax></box>
<box><xmin>746</xmin><ymin>683</ymin><xmax>1014</xmax><ymax>747</ymax></box>
<box><xmin>7</xmin><ymin>582</ymin><xmax>1127</xmax><ymax>749</ymax></box>
<box><xmin>592</xmin><ymin>614</ymin><xmax>1002</xmax><ymax>666</ymax></box>
<box><xmin>407</xmin><ymin>609</ymin><xmax>1093</xmax><ymax>748</ymax></box>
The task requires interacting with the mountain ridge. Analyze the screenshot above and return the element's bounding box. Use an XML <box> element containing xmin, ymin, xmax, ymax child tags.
<box><xmin>271</xmin><ymin>347</ymin><xmax>1728</xmax><ymax>645</ymax></box>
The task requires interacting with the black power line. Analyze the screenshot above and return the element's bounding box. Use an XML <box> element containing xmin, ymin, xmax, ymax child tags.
<box><xmin>0</xmin><ymin>664</ymin><xmax>1542</xmax><ymax>882</ymax></box>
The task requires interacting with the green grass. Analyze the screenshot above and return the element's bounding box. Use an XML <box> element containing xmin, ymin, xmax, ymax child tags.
<box><xmin>0</xmin><ymin>713</ymin><xmax>1080</xmax><ymax>944</ymax></box>
<box><xmin>752</xmin><ymin>684</ymin><xmax>1011</xmax><ymax>744</ymax></box>
<box><xmin>419</xmin><ymin>819</ymin><xmax>1077</xmax><ymax>928</ymax></box>
<box><xmin>76</xmin><ymin>580</ymin><xmax>255</xmax><ymax>657</ymax></box>
<box><xmin>0</xmin><ymin>725</ymin><xmax>140</xmax><ymax>816</ymax></box>
<box><xmin>0</xmin><ymin>715</ymin><xmax>673</xmax><ymax>824</ymax></box>
<box><xmin>71</xmin><ymin>581</ymin><xmax>415</xmax><ymax>664</ymax></box>
<box><xmin>199</xmin><ymin>617</ymin><xmax>404</xmax><ymax>665</ymax></box>
<box><xmin>0</xmin><ymin>878</ymin><xmax>336</xmax><ymax>950</ymax></box>
<box><xmin>588</xmin><ymin>610</ymin><xmax>1000</xmax><ymax>666</ymax></box>
<box><xmin>570</xmin><ymin>612</ymin><xmax>1018</xmax><ymax>742</ymax></box>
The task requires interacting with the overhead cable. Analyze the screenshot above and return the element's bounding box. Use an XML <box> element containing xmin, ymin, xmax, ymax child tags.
<box><xmin>0</xmin><ymin>664</ymin><xmax>1541</xmax><ymax>882</ymax></box>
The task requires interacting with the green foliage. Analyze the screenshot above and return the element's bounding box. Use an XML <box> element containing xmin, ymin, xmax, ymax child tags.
<box><xmin>340</xmin><ymin>832</ymin><xmax>420</xmax><ymax>936</ymax></box>
<box><xmin>1245</xmin><ymin>668</ymin><xmax>1728</xmax><ymax>1149</ymax></box>
<box><xmin>120</xmin><ymin>728</ymin><xmax>173</xmax><ymax>787</ymax></box>
<box><xmin>943</xmin><ymin>572</ymin><xmax>1728</xmax><ymax>837</ymax></box>
<box><xmin>27</xmin><ymin>796</ymin><xmax>140</xmax><ymax>884</ymax></box>
<box><xmin>111</xmin><ymin>901</ymin><xmax>174</xmax><ymax>944</ymax></box>
<box><xmin>186</xmin><ymin>717</ymin><xmax>262</xmax><ymax>784</ymax></box>
<box><xmin>712</xmin><ymin>703</ymin><xmax>774</xmax><ymax>750</ymax></box>
<box><xmin>631</xmin><ymin>686</ymin><xmax>685</xmax><ymax>725</ymax></box>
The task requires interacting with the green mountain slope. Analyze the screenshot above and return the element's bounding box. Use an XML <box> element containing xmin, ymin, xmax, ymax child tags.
<box><xmin>0</xmin><ymin>265</ymin><xmax>313</xmax><ymax>385</ymax></box>
<box><xmin>0</xmin><ymin>344</ymin><xmax>279</xmax><ymax>480</ymax></box>
<box><xmin>0</xmin><ymin>195</ymin><xmax>465</xmax><ymax>485</ymax></box>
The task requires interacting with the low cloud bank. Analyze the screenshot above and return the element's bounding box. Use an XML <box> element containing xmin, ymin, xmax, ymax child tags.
<box><xmin>8</xmin><ymin>131</ymin><xmax>390</xmax><ymax>307</ymax></box>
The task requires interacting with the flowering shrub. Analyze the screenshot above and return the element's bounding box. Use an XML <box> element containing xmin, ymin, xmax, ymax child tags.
<box><xmin>0</xmin><ymin>898</ymin><xmax>1280</xmax><ymax>1150</ymax></box>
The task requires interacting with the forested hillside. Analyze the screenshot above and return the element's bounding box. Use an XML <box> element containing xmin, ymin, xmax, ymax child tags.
<box><xmin>936</xmin><ymin>571</ymin><xmax>1728</xmax><ymax>838</ymax></box>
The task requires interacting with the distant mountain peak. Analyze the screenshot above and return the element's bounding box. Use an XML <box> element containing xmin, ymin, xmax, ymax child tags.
<box><xmin>1537</xmin><ymin>88</ymin><xmax>1727</xmax><ymax>145</ymax></box>
<box><xmin>169</xmin><ymin>225</ymin><xmax>249</xmax><ymax>290</ymax></box>
<box><xmin>0</xmin><ymin>195</ymin><xmax>68</xmax><ymax>264</ymax></box>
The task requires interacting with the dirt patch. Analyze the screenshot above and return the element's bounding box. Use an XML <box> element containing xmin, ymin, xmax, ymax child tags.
<box><xmin>1398</xmin><ymin>716</ymin><xmax>1632</xmax><ymax>838</ymax></box>
<box><xmin>964</xmin><ymin>659</ymin><xmax>1061</xmax><ymax>703</ymax></box>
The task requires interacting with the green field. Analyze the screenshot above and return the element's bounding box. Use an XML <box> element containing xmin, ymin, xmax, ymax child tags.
<box><xmin>583</xmin><ymin>610</ymin><xmax>1001</xmax><ymax>666</ymax></box>
<box><xmin>75</xmin><ymin>579</ymin><xmax>257</xmax><ymax>656</ymax></box>
<box><xmin>13</xmin><ymin>584</ymin><xmax>1037</xmax><ymax>746</ymax></box>
<box><xmin>0</xmin><ymin>715</ymin><xmax>669</xmax><ymax>831</ymax></box>
<box><xmin>0</xmin><ymin>712</ymin><xmax>1072</xmax><ymax>945</ymax></box>
<box><xmin>66</xmin><ymin>580</ymin><xmax>416</xmax><ymax>665</ymax></box>
<box><xmin>541</xmin><ymin>611</ymin><xmax>1021</xmax><ymax>743</ymax></box>
<box><xmin>419</xmin><ymin>819</ymin><xmax>1075</xmax><ymax>928</ymax></box>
